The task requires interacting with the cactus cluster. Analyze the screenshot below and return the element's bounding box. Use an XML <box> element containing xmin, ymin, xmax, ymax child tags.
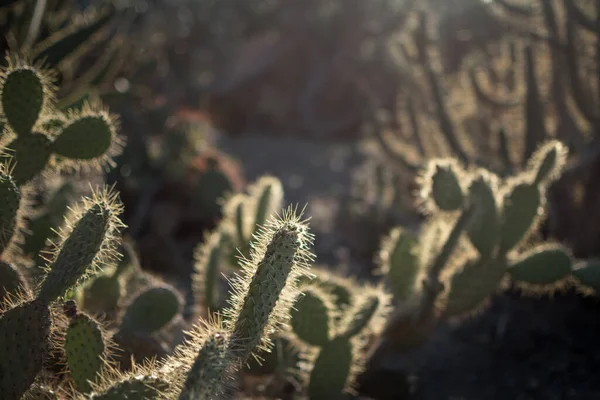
<box><xmin>376</xmin><ymin>140</ymin><xmax>600</xmax><ymax>349</ymax></box>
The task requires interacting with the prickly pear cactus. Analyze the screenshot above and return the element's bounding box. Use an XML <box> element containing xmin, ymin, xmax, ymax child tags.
<box><xmin>120</xmin><ymin>285</ymin><xmax>183</xmax><ymax>334</ymax></box>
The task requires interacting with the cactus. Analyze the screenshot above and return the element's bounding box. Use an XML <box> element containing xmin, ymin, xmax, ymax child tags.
<box><xmin>120</xmin><ymin>285</ymin><xmax>183</xmax><ymax>335</ymax></box>
<box><xmin>0</xmin><ymin>261</ymin><xmax>29</xmax><ymax>301</ymax></box>
<box><xmin>192</xmin><ymin>229</ymin><xmax>225</xmax><ymax>313</ymax></box>
<box><xmin>290</xmin><ymin>286</ymin><xmax>335</xmax><ymax>347</ymax></box>
<box><xmin>418</xmin><ymin>159</ymin><xmax>466</xmax><ymax>213</ymax></box>
<box><xmin>307</xmin><ymin>337</ymin><xmax>353</xmax><ymax>400</ymax></box>
<box><xmin>65</xmin><ymin>310</ymin><xmax>107</xmax><ymax>393</ymax></box>
<box><xmin>376</xmin><ymin>227</ymin><xmax>421</xmax><ymax>300</ymax></box>
<box><xmin>0</xmin><ymin>167</ymin><xmax>23</xmax><ymax>257</ymax></box>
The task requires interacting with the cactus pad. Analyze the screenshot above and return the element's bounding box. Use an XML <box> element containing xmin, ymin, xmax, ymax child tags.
<box><xmin>529</xmin><ymin>140</ymin><xmax>568</xmax><ymax>186</ymax></box>
<box><xmin>507</xmin><ymin>245</ymin><xmax>572</xmax><ymax>286</ymax></box>
<box><xmin>572</xmin><ymin>259</ymin><xmax>600</xmax><ymax>294</ymax></box>
<box><xmin>65</xmin><ymin>313</ymin><xmax>105</xmax><ymax>393</ymax></box>
<box><xmin>420</xmin><ymin>159</ymin><xmax>465</xmax><ymax>212</ymax></box>
<box><xmin>90</xmin><ymin>375</ymin><xmax>170</xmax><ymax>400</ymax></box>
<box><xmin>192</xmin><ymin>230</ymin><xmax>224</xmax><ymax>312</ymax></box>
<box><xmin>53</xmin><ymin>115</ymin><xmax>114</xmax><ymax>160</ymax></box>
<box><xmin>291</xmin><ymin>287</ymin><xmax>332</xmax><ymax>346</ymax></box>
<box><xmin>0</xmin><ymin>300</ymin><xmax>51</xmax><ymax>400</ymax></box>
<box><xmin>466</xmin><ymin>171</ymin><xmax>500</xmax><ymax>258</ymax></box>
<box><xmin>308</xmin><ymin>337</ymin><xmax>352</xmax><ymax>400</ymax></box>
<box><xmin>83</xmin><ymin>275</ymin><xmax>122</xmax><ymax>314</ymax></box>
<box><xmin>377</xmin><ymin>227</ymin><xmax>420</xmax><ymax>300</ymax></box>
<box><xmin>499</xmin><ymin>181</ymin><xmax>542</xmax><ymax>253</ymax></box>
<box><xmin>442</xmin><ymin>258</ymin><xmax>506</xmax><ymax>318</ymax></box>
<box><xmin>5</xmin><ymin>133</ymin><xmax>52</xmax><ymax>185</ymax></box>
<box><xmin>121</xmin><ymin>286</ymin><xmax>182</xmax><ymax>334</ymax></box>
<box><xmin>0</xmin><ymin>67</ymin><xmax>44</xmax><ymax>136</ymax></box>
<box><xmin>340</xmin><ymin>294</ymin><xmax>380</xmax><ymax>338</ymax></box>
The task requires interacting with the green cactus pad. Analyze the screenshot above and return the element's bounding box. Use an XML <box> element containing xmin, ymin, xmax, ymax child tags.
<box><xmin>0</xmin><ymin>172</ymin><xmax>20</xmax><ymax>255</ymax></box>
<box><xmin>5</xmin><ymin>133</ymin><xmax>52</xmax><ymax>185</ymax></box>
<box><xmin>507</xmin><ymin>245</ymin><xmax>572</xmax><ymax>286</ymax></box>
<box><xmin>90</xmin><ymin>375</ymin><xmax>170</xmax><ymax>400</ymax></box>
<box><xmin>53</xmin><ymin>115</ymin><xmax>113</xmax><ymax>160</ymax></box>
<box><xmin>499</xmin><ymin>182</ymin><xmax>542</xmax><ymax>253</ymax></box>
<box><xmin>0</xmin><ymin>261</ymin><xmax>28</xmax><ymax>301</ymax></box>
<box><xmin>0</xmin><ymin>300</ymin><xmax>51</xmax><ymax>400</ymax></box>
<box><xmin>308</xmin><ymin>337</ymin><xmax>352</xmax><ymax>400</ymax></box>
<box><xmin>121</xmin><ymin>286</ymin><xmax>182</xmax><ymax>334</ymax></box>
<box><xmin>65</xmin><ymin>313</ymin><xmax>105</xmax><ymax>393</ymax></box>
<box><xmin>83</xmin><ymin>275</ymin><xmax>122</xmax><ymax>314</ymax></box>
<box><xmin>38</xmin><ymin>202</ymin><xmax>115</xmax><ymax>303</ymax></box>
<box><xmin>443</xmin><ymin>258</ymin><xmax>506</xmax><ymax>318</ymax></box>
<box><xmin>340</xmin><ymin>294</ymin><xmax>380</xmax><ymax>338</ymax></box>
<box><xmin>290</xmin><ymin>287</ymin><xmax>332</xmax><ymax>346</ymax></box>
<box><xmin>466</xmin><ymin>172</ymin><xmax>500</xmax><ymax>258</ymax></box>
<box><xmin>194</xmin><ymin>162</ymin><xmax>234</xmax><ymax>219</ymax></box>
<box><xmin>572</xmin><ymin>259</ymin><xmax>600</xmax><ymax>294</ymax></box>
<box><xmin>1</xmin><ymin>68</ymin><xmax>44</xmax><ymax>136</ymax></box>
<box><xmin>529</xmin><ymin>140</ymin><xmax>568</xmax><ymax>186</ymax></box>
<box><xmin>179</xmin><ymin>332</ymin><xmax>230</xmax><ymax>400</ymax></box>
<box><xmin>422</xmin><ymin>160</ymin><xmax>465</xmax><ymax>212</ymax></box>
<box><xmin>249</xmin><ymin>176</ymin><xmax>284</xmax><ymax>236</ymax></box>
<box><xmin>378</xmin><ymin>227</ymin><xmax>420</xmax><ymax>300</ymax></box>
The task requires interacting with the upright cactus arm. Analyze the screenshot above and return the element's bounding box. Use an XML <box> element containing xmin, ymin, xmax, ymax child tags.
<box><xmin>563</xmin><ymin>0</ymin><xmax>596</xmax><ymax>32</ymax></box>
<box><xmin>223</xmin><ymin>206</ymin><xmax>315</xmax><ymax>362</ymax></box>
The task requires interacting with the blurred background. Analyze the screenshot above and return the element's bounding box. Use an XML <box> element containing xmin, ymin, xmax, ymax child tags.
<box><xmin>3</xmin><ymin>0</ymin><xmax>600</xmax><ymax>398</ymax></box>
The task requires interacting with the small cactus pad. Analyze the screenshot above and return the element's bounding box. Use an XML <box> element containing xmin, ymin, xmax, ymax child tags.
<box><xmin>290</xmin><ymin>287</ymin><xmax>332</xmax><ymax>346</ymax></box>
<box><xmin>53</xmin><ymin>115</ymin><xmax>114</xmax><ymax>160</ymax></box>
<box><xmin>0</xmin><ymin>172</ymin><xmax>20</xmax><ymax>255</ymax></box>
<box><xmin>529</xmin><ymin>140</ymin><xmax>568</xmax><ymax>185</ymax></box>
<box><xmin>507</xmin><ymin>245</ymin><xmax>572</xmax><ymax>285</ymax></box>
<box><xmin>499</xmin><ymin>182</ymin><xmax>542</xmax><ymax>253</ymax></box>
<box><xmin>179</xmin><ymin>332</ymin><xmax>230</xmax><ymax>400</ymax></box>
<box><xmin>121</xmin><ymin>286</ymin><xmax>182</xmax><ymax>334</ymax></box>
<box><xmin>442</xmin><ymin>258</ymin><xmax>506</xmax><ymax>318</ymax></box>
<box><xmin>378</xmin><ymin>227</ymin><xmax>420</xmax><ymax>300</ymax></box>
<box><xmin>340</xmin><ymin>294</ymin><xmax>380</xmax><ymax>338</ymax></box>
<box><xmin>0</xmin><ymin>261</ymin><xmax>28</xmax><ymax>301</ymax></box>
<box><xmin>83</xmin><ymin>275</ymin><xmax>122</xmax><ymax>313</ymax></box>
<box><xmin>0</xmin><ymin>67</ymin><xmax>44</xmax><ymax>136</ymax></box>
<box><xmin>38</xmin><ymin>201</ymin><xmax>117</xmax><ymax>303</ymax></box>
<box><xmin>90</xmin><ymin>375</ymin><xmax>170</xmax><ymax>400</ymax></box>
<box><xmin>422</xmin><ymin>159</ymin><xmax>465</xmax><ymax>211</ymax></box>
<box><xmin>0</xmin><ymin>300</ymin><xmax>51</xmax><ymax>400</ymax></box>
<box><xmin>308</xmin><ymin>338</ymin><xmax>353</xmax><ymax>400</ymax></box>
<box><xmin>192</xmin><ymin>230</ymin><xmax>223</xmax><ymax>312</ymax></box>
<box><xmin>572</xmin><ymin>259</ymin><xmax>600</xmax><ymax>294</ymax></box>
<box><xmin>249</xmin><ymin>176</ymin><xmax>284</xmax><ymax>235</ymax></box>
<box><xmin>65</xmin><ymin>313</ymin><xmax>105</xmax><ymax>393</ymax></box>
<box><xmin>5</xmin><ymin>133</ymin><xmax>52</xmax><ymax>185</ymax></box>
<box><xmin>466</xmin><ymin>171</ymin><xmax>500</xmax><ymax>258</ymax></box>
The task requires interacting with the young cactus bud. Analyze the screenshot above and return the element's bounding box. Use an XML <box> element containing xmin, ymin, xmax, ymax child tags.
<box><xmin>308</xmin><ymin>337</ymin><xmax>353</xmax><ymax>400</ymax></box>
<box><xmin>37</xmin><ymin>187</ymin><xmax>124</xmax><ymax>304</ymax></box>
<box><xmin>465</xmin><ymin>170</ymin><xmax>501</xmax><ymax>258</ymax></box>
<box><xmin>224</xmin><ymin>206</ymin><xmax>315</xmax><ymax>362</ymax></box>
<box><xmin>498</xmin><ymin>179</ymin><xmax>543</xmax><ymax>254</ymax></box>
<box><xmin>507</xmin><ymin>244</ymin><xmax>572</xmax><ymax>291</ymax></box>
<box><xmin>528</xmin><ymin>140</ymin><xmax>568</xmax><ymax>186</ymax></box>
<box><xmin>442</xmin><ymin>257</ymin><xmax>507</xmax><ymax>318</ymax></box>
<box><xmin>121</xmin><ymin>285</ymin><xmax>183</xmax><ymax>334</ymax></box>
<box><xmin>0</xmin><ymin>61</ymin><xmax>47</xmax><ymax>136</ymax></box>
<box><xmin>65</xmin><ymin>311</ymin><xmax>106</xmax><ymax>393</ymax></box>
<box><xmin>290</xmin><ymin>286</ymin><xmax>334</xmax><ymax>347</ymax></box>
<box><xmin>418</xmin><ymin>159</ymin><xmax>466</xmax><ymax>212</ymax></box>
<box><xmin>376</xmin><ymin>227</ymin><xmax>420</xmax><ymax>300</ymax></box>
<box><xmin>0</xmin><ymin>170</ymin><xmax>21</xmax><ymax>256</ymax></box>
<box><xmin>0</xmin><ymin>299</ymin><xmax>51</xmax><ymax>400</ymax></box>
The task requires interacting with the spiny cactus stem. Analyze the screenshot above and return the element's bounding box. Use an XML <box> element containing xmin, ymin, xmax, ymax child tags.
<box><xmin>419</xmin><ymin>205</ymin><xmax>475</xmax><ymax>315</ymax></box>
